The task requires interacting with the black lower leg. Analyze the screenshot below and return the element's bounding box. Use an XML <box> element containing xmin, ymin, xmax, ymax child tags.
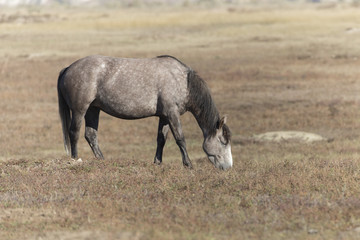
<box><xmin>154</xmin><ymin>118</ymin><xmax>169</xmax><ymax>164</ymax></box>
<box><xmin>176</xmin><ymin>138</ymin><xmax>193</xmax><ymax>168</ymax></box>
<box><xmin>167</xmin><ymin>112</ymin><xmax>193</xmax><ymax>169</ymax></box>
<box><xmin>85</xmin><ymin>127</ymin><xmax>104</xmax><ymax>159</ymax></box>
<box><xmin>85</xmin><ymin>107</ymin><xmax>104</xmax><ymax>159</ymax></box>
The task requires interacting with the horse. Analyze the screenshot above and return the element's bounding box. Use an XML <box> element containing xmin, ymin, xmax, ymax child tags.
<box><xmin>57</xmin><ymin>55</ymin><xmax>233</xmax><ymax>170</ymax></box>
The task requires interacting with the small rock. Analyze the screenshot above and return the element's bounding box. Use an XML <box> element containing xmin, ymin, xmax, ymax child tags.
<box><xmin>308</xmin><ymin>229</ymin><xmax>318</xmax><ymax>234</ymax></box>
<box><xmin>251</xmin><ymin>131</ymin><xmax>330</xmax><ymax>143</ymax></box>
<box><xmin>354</xmin><ymin>226</ymin><xmax>360</xmax><ymax>232</ymax></box>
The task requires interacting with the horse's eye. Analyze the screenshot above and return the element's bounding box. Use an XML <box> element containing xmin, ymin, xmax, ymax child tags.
<box><xmin>219</xmin><ymin>137</ymin><xmax>227</xmax><ymax>146</ymax></box>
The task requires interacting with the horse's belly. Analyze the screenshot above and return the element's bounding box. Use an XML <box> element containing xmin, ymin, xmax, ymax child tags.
<box><xmin>94</xmin><ymin>95</ymin><xmax>158</xmax><ymax>119</ymax></box>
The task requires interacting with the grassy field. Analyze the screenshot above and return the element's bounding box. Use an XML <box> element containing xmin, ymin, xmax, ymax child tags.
<box><xmin>2</xmin><ymin>4</ymin><xmax>360</xmax><ymax>239</ymax></box>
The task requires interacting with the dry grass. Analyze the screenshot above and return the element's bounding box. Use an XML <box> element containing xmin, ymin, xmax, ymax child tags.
<box><xmin>1</xmin><ymin>4</ymin><xmax>360</xmax><ymax>239</ymax></box>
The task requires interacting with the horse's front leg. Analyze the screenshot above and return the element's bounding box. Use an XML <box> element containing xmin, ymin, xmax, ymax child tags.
<box><xmin>167</xmin><ymin>112</ymin><xmax>193</xmax><ymax>169</ymax></box>
<box><xmin>154</xmin><ymin>117</ymin><xmax>170</xmax><ymax>165</ymax></box>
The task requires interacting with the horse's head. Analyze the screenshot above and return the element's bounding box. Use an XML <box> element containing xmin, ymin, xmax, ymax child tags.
<box><xmin>203</xmin><ymin>116</ymin><xmax>233</xmax><ymax>170</ymax></box>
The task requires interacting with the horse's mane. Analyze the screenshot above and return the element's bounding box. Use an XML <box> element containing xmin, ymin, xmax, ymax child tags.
<box><xmin>187</xmin><ymin>70</ymin><xmax>222</xmax><ymax>137</ymax></box>
<box><xmin>157</xmin><ymin>55</ymin><xmax>189</xmax><ymax>69</ymax></box>
<box><xmin>157</xmin><ymin>55</ymin><xmax>231</xmax><ymax>141</ymax></box>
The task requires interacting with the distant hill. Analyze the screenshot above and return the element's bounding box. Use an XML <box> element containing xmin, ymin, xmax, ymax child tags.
<box><xmin>0</xmin><ymin>0</ymin><xmax>84</xmax><ymax>6</ymax></box>
<box><xmin>2</xmin><ymin>0</ymin><xmax>335</xmax><ymax>7</ymax></box>
<box><xmin>0</xmin><ymin>0</ymin><xmax>213</xmax><ymax>7</ymax></box>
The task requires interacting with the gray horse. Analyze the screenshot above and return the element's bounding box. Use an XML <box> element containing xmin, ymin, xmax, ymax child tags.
<box><xmin>57</xmin><ymin>55</ymin><xmax>233</xmax><ymax>170</ymax></box>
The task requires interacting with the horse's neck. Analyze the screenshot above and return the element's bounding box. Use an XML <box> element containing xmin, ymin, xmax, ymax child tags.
<box><xmin>189</xmin><ymin>98</ymin><xmax>219</xmax><ymax>138</ymax></box>
<box><xmin>187</xmin><ymin>71</ymin><xmax>219</xmax><ymax>138</ymax></box>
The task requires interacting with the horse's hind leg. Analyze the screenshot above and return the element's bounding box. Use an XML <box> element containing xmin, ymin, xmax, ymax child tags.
<box><xmin>69</xmin><ymin>111</ymin><xmax>85</xmax><ymax>159</ymax></box>
<box><xmin>167</xmin><ymin>111</ymin><xmax>193</xmax><ymax>169</ymax></box>
<box><xmin>154</xmin><ymin>117</ymin><xmax>169</xmax><ymax>165</ymax></box>
<box><xmin>85</xmin><ymin>107</ymin><xmax>104</xmax><ymax>159</ymax></box>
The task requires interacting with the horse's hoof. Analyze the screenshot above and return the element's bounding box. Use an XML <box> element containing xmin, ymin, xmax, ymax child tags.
<box><xmin>154</xmin><ymin>158</ymin><xmax>162</xmax><ymax>165</ymax></box>
<box><xmin>183</xmin><ymin>161</ymin><xmax>193</xmax><ymax>169</ymax></box>
<box><xmin>70</xmin><ymin>158</ymin><xmax>83</xmax><ymax>164</ymax></box>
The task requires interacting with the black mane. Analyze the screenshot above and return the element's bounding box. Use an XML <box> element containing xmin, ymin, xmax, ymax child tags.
<box><xmin>187</xmin><ymin>70</ymin><xmax>220</xmax><ymax>137</ymax></box>
<box><xmin>158</xmin><ymin>55</ymin><xmax>231</xmax><ymax>141</ymax></box>
<box><xmin>157</xmin><ymin>55</ymin><xmax>189</xmax><ymax>69</ymax></box>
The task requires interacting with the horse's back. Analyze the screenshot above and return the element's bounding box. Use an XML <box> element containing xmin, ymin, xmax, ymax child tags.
<box><xmin>60</xmin><ymin>55</ymin><xmax>190</xmax><ymax>118</ymax></box>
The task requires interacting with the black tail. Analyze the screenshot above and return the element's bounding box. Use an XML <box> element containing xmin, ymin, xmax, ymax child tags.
<box><xmin>57</xmin><ymin>67</ymin><xmax>71</xmax><ymax>155</ymax></box>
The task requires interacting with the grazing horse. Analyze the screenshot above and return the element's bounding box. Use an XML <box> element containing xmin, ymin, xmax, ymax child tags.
<box><xmin>57</xmin><ymin>55</ymin><xmax>233</xmax><ymax>170</ymax></box>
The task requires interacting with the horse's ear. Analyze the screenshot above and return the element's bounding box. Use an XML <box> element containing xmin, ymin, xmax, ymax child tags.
<box><xmin>217</xmin><ymin>116</ymin><xmax>227</xmax><ymax>129</ymax></box>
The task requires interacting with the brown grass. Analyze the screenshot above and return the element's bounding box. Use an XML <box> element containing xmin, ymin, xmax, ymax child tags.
<box><xmin>1</xmin><ymin>4</ymin><xmax>360</xmax><ymax>239</ymax></box>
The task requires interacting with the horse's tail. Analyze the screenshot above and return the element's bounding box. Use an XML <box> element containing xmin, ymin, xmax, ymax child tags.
<box><xmin>57</xmin><ymin>67</ymin><xmax>71</xmax><ymax>156</ymax></box>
